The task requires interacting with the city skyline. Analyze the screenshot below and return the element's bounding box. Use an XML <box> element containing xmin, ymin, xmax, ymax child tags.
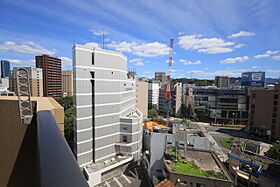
<box><xmin>1</xmin><ymin>0</ymin><xmax>280</xmax><ymax>79</ymax></box>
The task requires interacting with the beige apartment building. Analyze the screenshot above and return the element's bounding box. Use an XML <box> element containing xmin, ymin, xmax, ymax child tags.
<box><xmin>136</xmin><ymin>81</ymin><xmax>148</xmax><ymax>119</ymax></box>
<box><xmin>62</xmin><ymin>70</ymin><xmax>73</xmax><ymax>96</ymax></box>
<box><xmin>10</xmin><ymin>67</ymin><xmax>43</xmax><ymax>97</ymax></box>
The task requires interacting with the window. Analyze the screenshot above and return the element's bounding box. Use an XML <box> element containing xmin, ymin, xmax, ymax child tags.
<box><xmin>273</xmin><ymin>113</ymin><xmax>277</xmax><ymax>118</ymax></box>
<box><xmin>274</xmin><ymin>101</ymin><xmax>278</xmax><ymax>105</ymax></box>
<box><xmin>275</xmin><ymin>94</ymin><xmax>279</xmax><ymax>100</ymax></box>
<box><xmin>92</xmin><ymin>53</ymin><xmax>94</xmax><ymax>65</ymax></box>
<box><xmin>274</xmin><ymin>107</ymin><xmax>278</xmax><ymax>112</ymax></box>
<box><xmin>123</xmin><ymin>127</ymin><xmax>127</xmax><ymax>131</ymax></box>
<box><xmin>122</xmin><ymin>136</ymin><xmax>127</xmax><ymax>142</ymax></box>
<box><xmin>272</xmin><ymin>119</ymin><xmax>276</xmax><ymax>124</ymax></box>
<box><xmin>90</xmin><ymin>72</ymin><xmax>95</xmax><ymax>78</ymax></box>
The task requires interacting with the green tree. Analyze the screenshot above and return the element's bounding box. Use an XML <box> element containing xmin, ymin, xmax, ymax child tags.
<box><xmin>64</xmin><ymin>107</ymin><xmax>74</xmax><ymax>146</ymax></box>
<box><xmin>148</xmin><ymin>109</ymin><xmax>158</xmax><ymax>119</ymax></box>
<box><xmin>264</xmin><ymin>143</ymin><xmax>280</xmax><ymax>160</ymax></box>
<box><xmin>56</xmin><ymin>96</ymin><xmax>73</xmax><ymax>109</ymax></box>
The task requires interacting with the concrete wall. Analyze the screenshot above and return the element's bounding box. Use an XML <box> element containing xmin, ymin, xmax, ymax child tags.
<box><xmin>0</xmin><ymin>96</ymin><xmax>64</xmax><ymax>187</ymax></box>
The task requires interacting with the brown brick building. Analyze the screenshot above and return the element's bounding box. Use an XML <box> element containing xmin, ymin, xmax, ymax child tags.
<box><xmin>248</xmin><ymin>83</ymin><xmax>280</xmax><ymax>140</ymax></box>
<box><xmin>36</xmin><ymin>54</ymin><xmax>62</xmax><ymax>97</ymax></box>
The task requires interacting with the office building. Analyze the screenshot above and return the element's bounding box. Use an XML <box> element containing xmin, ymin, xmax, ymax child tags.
<box><xmin>148</xmin><ymin>82</ymin><xmax>159</xmax><ymax>109</ymax></box>
<box><xmin>73</xmin><ymin>44</ymin><xmax>143</xmax><ymax>186</ymax></box>
<box><xmin>248</xmin><ymin>84</ymin><xmax>280</xmax><ymax>140</ymax></box>
<box><xmin>36</xmin><ymin>54</ymin><xmax>62</xmax><ymax>97</ymax></box>
<box><xmin>10</xmin><ymin>67</ymin><xmax>43</xmax><ymax>97</ymax></box>
<box><xmin>62</xmin><ymin>70</ymin><xmax>73</xmax><ymax>96</ymax></box>
<box><xmin>1</xmin><ymin>60</ymin><xmax>10</xmax><ymax>78</ymax></box>
<box><xmin>215</xmin><ymin>76</ymin><xmax>229</xmax><ymax>88</ymax></box>
<box><xmin>155</xmin><ymin>72</ymin><xmax>167</xmax><ymax>84</ymax></box>
<box><xmin>136</xmin><ymin>81</ymin><xmax>148</xmax><ymax>118</ymax></box>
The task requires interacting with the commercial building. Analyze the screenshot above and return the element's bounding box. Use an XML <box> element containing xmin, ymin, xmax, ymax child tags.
<box><xmin>184</xmin><ymin>86</ymin><xmax>248</xmax><ymax>125</ymax></box>
<box><xmin>36</xmin><ymin>54</ymin><xmax>62</xmax><ymax>97</ymax></box>
<box><xmin>215</xmin><ymin>76</ymin><xmax>229</xmax><ymax>88</ymax></box>
<box><xmin>73</xmin><ymin>45</ymin><xmax>143</xmax><ymax>185</ymax></box>
<box><xmin>136</xmin><ymin>81</ymin><xmax>148</xmax><ymax>119</ymax></box>
<box><xmin>62</xmin><ymin>70</ymin><xmax>73</xmax><ymax>96</ymax></box>
<box><xmin>0</xmin><ymin>60</ymin><xmax>10</xmax><ymax>78</ymax></box>
<box><xmin>148</xmin><ymin>82</ymin><xmax>160</xmax><ymax>109</ymax></box>
<box><xmin>10</xmin><ymin>67</ymin><xmax>43</xmax><ymax>97</ymax></box>
<box><xmin>248</xmin><ymin>83</ymin><xmax>280</xmax><ymax>140</ymax></box>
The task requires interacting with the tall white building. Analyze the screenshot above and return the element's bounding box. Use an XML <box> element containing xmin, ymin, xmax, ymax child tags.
<box><xmin>174</xmin><ymin>82</ymin><xmax>183</xmax><ymax>117</ymax></box>
<box><xmin>148</xmin><ymin>83</ymin><xmax>159</xmax><ymax>109</ymax></box>
<box><xmin>73</xmin><ymin>45</ymin><xmax>143</xmax><ymax>172</ymax></box>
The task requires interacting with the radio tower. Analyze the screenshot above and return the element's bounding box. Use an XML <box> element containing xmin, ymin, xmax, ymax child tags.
<box><xmin>165</xmin><ymin>39</ymin><xmax>174</xmax><ymax>99</ymax></box>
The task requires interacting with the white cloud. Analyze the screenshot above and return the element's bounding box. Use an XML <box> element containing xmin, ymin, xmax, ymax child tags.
<box><xmin>0</xmin><ymin>41</ymin><xmax>55</xmax><ymax>55</ymax></box>
<box><xmin>220</xmin><ymin>56</ymin><xmax>249</xmax><ymax>64</ymax></box>
<box><xmin>228</xmin><ymin>31</ymin><xmax>256</xmax><ymax>38</ymax></box>
<box><xmin>254</xmin><ymin>54</ymin><xmax>270</xmax><ymax>59</ymax></box>
<box><xmin>272</xmin><ymin>55</ymin><xmax>280</xmax><ymax>60</ymax></box>
<box><xmin>59</xmin><ymin>57</ymin><xmax>72</xmax><ymax>68</ymax></box>
<box><xmin>180</xmin><ymin>59</ymin><xmax>202</xmax><ymax>65</ymax></box>
<box><xmin>198</xmin><ymin>47</ymin><xmax>233</xmax><ymax>54</ymax></box>
<box><xmin>85</xmin><ymin>42</ymin><xmax>100</xmax><ymax>48</ymax></box>
<box><xmin>251</xmin><ymin>66</ymin><xmax>260</xmax><ymax>69</ymax></box>
<box><xmin>129</xmin><ymin>58</ymin><xmax>142</xmax><ymax>63</ymax></box>
<box><xmin>90</xmin><ymin>29</ymin><xmax>109</xmax><ymax>36</ymax></box>
<box><xmin>266</xmin><ymin>69</ymin><xmax>280</xmax><ymax>73</ymax></box>
<box><xmin>135</xmin><ymin>61</ymin><xmax>144</xmax><ymax>66</ymax></box>
<box><xmin>178</xmin><ymin>34</ymin><xmax>235</xmax><ymax>54</ymax></box>
<box><xmin>108</xmin><ymin>41</ymin><xmax>170</xmax><ymax>57</ymax></box>
<box><xmin>188</xmin><ymin>69</ymin><xmax>247</xmax><ymax>77</ymax></box>
<box><xmin>254</xmin><ymin>50</ymin><xmax>279</xmax><ymax>59</ymax></box>
<box><xmin>9</xmin><ymin>59</ymin><xmax>35</xmax><ymax>67</ymax></box>
<box><xmin>234</xmin><ymin>44</ymin><xmax>245</xmax><ymax>48</ymax></box>
<box><xmin>143</xmin><ymin>71</ymin><xmax>151</xmax><ymax>74</ymax></box>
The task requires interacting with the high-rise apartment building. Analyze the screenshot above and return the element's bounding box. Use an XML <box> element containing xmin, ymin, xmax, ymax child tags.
<box><xmin>248</xmin><ymin>84</ymin><xmax>280</xmax><ymax>140</ymax></box>
<box><xmin>136</xmin><ymin>81</ymin><xmax>148</xmax><ymax>119</ymax></box>
<box><xmin>155</xmin><ymin>72</ymin><xmax>167</xmax><ymax>84</ymax></box>
<box><xmin>10</xmin><ymin>67</ymin><xmax>43</xmax><ymax>97</ymax></box>
<box><xmin>1</xmin><ymin>60</ymin><xmax>10</xmax><ymax>78</ymax></box>
<box><xmin>215</xmin><ymin>76</ymin><xmax>229</xmax><ymax>88</ymax></box>
<box><xmin>73</xmin><ymin>45</ymin><xmax>143</xmax><ymax>170</ymax></box>
<box><xmin>36</xmin><ymin>54</ymin><xmax>62</xmax><ymax>97</ymax></box>
<box><xmin>148</xmin><ymin>82</ymin><xmax>159</xmax><ymax>109</ymax></box>
<box><xmin>62</xmin><ymin>70</ymin><xmax>73</xmax><ymax>96</ymax></box>
<box><xmin>174</xmin><ymin>83</ymin><xmax>183</xmax><ymax>117</ymax></box>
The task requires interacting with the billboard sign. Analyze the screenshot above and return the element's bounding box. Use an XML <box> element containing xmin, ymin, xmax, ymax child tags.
<box><xmin>241</xmin><ymin>72</ymin><xmax>265</xmax><ymax>87</ymax></box>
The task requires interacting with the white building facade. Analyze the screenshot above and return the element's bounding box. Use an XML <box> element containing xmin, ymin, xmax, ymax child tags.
<box><xmin>148</xmin><ymin>83</ymin><xmax>159</xmax><ymax>110</ymax></box>
<box><xmin>73</xmin><ymin>45</ymin><xmax>143</xmax><ymax>167</ymax></box>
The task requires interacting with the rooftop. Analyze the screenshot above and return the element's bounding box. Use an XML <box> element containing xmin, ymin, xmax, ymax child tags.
<box><xmin>165</xmin><ymin>148</ymin><xmax>231</xmax><ymax>181</ymax></box>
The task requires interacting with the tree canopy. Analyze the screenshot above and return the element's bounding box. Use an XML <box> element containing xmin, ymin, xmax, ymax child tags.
<box><xmin>265</xmin><ymin>143</ymin><xmax>280</xmax><ymax>161</ymax></box>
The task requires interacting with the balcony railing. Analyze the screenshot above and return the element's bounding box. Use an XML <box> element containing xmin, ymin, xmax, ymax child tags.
<box><xmin>4</xmin><ymin>109</ymin><xmax>88</xmax><ymax>187</ymax></box>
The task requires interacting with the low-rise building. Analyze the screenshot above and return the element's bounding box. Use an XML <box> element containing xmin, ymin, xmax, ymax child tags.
<box><xmin>163</xmin><ymin>148</ymin><xmax>236</xmax><ymax>187</ymax></box>
<box><xmin>62</xmin><ymin>70</ymin><xmax>73</xmax><ymax>96</ymax></box>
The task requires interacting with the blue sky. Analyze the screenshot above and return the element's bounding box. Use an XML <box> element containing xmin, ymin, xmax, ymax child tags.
<box><xmin>1</xmin><ymin>0</ymin><xmax>280</xmax><ymax>79</ymax></box>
